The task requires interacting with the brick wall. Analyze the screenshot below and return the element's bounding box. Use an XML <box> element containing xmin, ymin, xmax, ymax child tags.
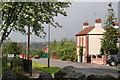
<box><xmin>91</xmin><ymin>55</ymin><xmax>106</xmax><ymax>65</ymax></box>
<box><xmin>50</xmin><ymin>53</ymin><xmax>61</xmax><ymax>59</ymax></box>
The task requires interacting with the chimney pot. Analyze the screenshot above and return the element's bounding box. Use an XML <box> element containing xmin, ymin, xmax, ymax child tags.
<box><xmin>95</xmin><ymin>18</ymin><xmax>101</xmax><ymax>23</ymax></box>
<box><xmin>83</xmin><ymin>21</ymin><xmax>89</xmax><ymax>26</ymax></box>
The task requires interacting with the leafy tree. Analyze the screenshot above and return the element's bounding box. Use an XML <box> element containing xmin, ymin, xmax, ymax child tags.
<box><xmin>0</xmin><ymin>2</ymin><xmax>71</xmax><ymax>46</ymax></box>
<box><xmin>100</xmin><ymin>3</ymin><xmax>119</xmax><ymax>56</ymax></box>
<box><xmin>3</xmin><ymin>42</ymin><xmax>21</xmax><ymax>56</ymax></box>
<box><xmin>55</xmin><ymin>39</ymin><xmax>77</xmax><ymax>62</ymax></box>
<box><xmin>50</xmin><ymin>40</ymin><xmax>57</xmax><ymax>53</ymax></box>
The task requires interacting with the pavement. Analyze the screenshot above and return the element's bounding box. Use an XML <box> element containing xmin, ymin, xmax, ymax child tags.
<box><xmin>22</xmin><ymin>58</ymin><xmax>120</xmax><ymax>78</ymax></box>
<box><xmin>22</xmin><ymin>68</ymin><xmax>41</xmax><ymax>78</ymax></box>
<box><xmin>32</xmin><ymin>58</ymin><xmax>120</xmax><ymax>78</ymax></box>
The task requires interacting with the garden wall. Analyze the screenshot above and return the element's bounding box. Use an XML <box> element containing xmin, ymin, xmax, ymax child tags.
<box><xmin>91</xmin><ymin>55</ymin><xmax>106</xmax><ymax>64</ymax></box>
<box><xmin>50</xmin><ymin>53</ymin><xmax>61</xmax><ymax>59</ymax></box>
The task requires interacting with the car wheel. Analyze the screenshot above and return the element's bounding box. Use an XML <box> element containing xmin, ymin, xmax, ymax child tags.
<box><xmin>109</xmin><ymin>61</ymin><xmax>115</xmax><ymax>66</ymax></box>
<box><xmin>116</xmin><ymin>63</ymin><xmax>120</xmax><ymax>72</ymax></box>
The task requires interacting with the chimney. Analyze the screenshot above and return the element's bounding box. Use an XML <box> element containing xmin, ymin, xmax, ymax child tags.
<box><xmin>95</xmin><ymin>18</ymin><xmax>102</xmax><ymax>27</ymax></box>
<box><xmin>114</xmin><ymin>20</ymin><xmax>119</xmax><ymax>28</ymax></box>
<box><xmin>83</xmin><ymin>21</ymin><xmax>89</xmax><ymax>29</ymax></box>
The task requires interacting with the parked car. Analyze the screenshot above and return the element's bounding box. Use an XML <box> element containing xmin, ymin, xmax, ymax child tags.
<box><xmin>106</xmin><ymin>55</ymin><xmax>116</xmax><ymax>66</ymax></box>
<box><xmin>114</xmin><ymin>50</ymin><xmax>120</xmax><ymax>72</ymax></box>
<box><xmin>34</xmin><ymin>55</ymin><xmax>40</xmax><ymax>59</ymax></box>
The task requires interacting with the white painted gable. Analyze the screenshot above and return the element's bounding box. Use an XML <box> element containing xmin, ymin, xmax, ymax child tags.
<box><xmin>88</xmin><ymin>26</ymin><xmax>105</xmax><ymax>34</ymax></box>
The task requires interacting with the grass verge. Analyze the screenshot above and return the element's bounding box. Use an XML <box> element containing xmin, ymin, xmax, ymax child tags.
<box><xmin>32</xmin><ymin>62</ymin><xmax>60</xmax><ymax>77</ymax></box>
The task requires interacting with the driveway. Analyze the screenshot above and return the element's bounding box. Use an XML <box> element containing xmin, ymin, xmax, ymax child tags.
<box><xmin>32</xmin><ymin>58</ymin><xmax>120</xmax><ymax>78</ymax></box>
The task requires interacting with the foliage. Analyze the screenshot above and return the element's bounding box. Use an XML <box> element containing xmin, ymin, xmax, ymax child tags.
<box><xmin>50</xmin><ymin>40</ymin><xmax>57</xmax><ymax>53</ymax></box>
<box><xmin>32</xmin><ymin>62</ymin><xmax>60</xmax><ymax>77</ymax></box>
<box><xmin>30</xmin><ymin>42</ymin><xmax>47</xmax><ymax>53</ymax></box>
<box><xmin>50</xmin><ymin>38</ymin><xmax>77</xmax><ymax>62</ymax></box>
<box><xmin>30</xmin><ymin>50</ymin><xmax>44</xmax><ymax>57</ymax></box>
<box><xmin>0</xmin><ymin>2</ymin><xmax>71</xmax><ymax>46</ymax></box>
<box><xmin>11</xmin><ymin>58</ymin><xmax>23</xmax><ymax>72</ymax></box>
<box><xmin>3</xmin><ymin>42</ymin><xmax>21</xmax><ymax>56</ymax></box>
<box><xmin>79</xmin><ymin>46</ymin><xmax>83</xmax><ymax>56</ymax></box>
<box><xmin>100</xmin><ymin>3</ymin><xmax>119</xmax><ymax>56</ymax></box>
<box><xmin>2</xmin><ymin>57</ymin><xmax>23</xmax><ymax>73</ymax></box>
<box><xmin>2</xmin><ymin>57</ymin><xmax>10</xmax><ymax>73</ymax></box>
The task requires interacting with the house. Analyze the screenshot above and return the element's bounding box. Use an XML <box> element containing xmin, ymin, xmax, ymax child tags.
<box><xmin>41</xmin><ymin>46</ymin><xmax>48</xmax><ymax>53</ymax></box>
<box><xmin>75</xmin><ymin>18</ymin><xmax>119</xmax><ymax>63</ymax></box>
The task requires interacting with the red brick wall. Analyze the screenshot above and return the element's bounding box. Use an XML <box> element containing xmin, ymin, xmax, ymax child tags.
<box><xmin>50</xmin><ymin>53</ymin><xmax>61</xmax><ymax>59</ymax></box>
<box><xmin>91</xmin><ymin>55</ymin><xmax>106</xmax><ymax>64</ymax></box>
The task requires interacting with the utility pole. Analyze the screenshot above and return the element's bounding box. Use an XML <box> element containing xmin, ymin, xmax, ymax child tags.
<box><xmin>118</xmin><ymin>2</ymin><xmax>120</xmax><ymax>48</ymax></box>
<box><xmin>48</xmin><ymin>24</ymin><xmax>50</xmax><ymax>68</ymax></box>
<box><xmin>27</xmin><ymin>24</ymin><xmax>30</xmax><ymax>60</ymax></box>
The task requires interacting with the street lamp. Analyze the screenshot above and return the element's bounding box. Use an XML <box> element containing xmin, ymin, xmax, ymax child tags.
<box><xmin>27</xmin><ymin>24</ymin><xmax>30</xmax><ymax>60</ymax></box>
<box><xmin>48</xmin><ymin>24</ymin><xmax>50</xmax><ymax>68</ymax></box>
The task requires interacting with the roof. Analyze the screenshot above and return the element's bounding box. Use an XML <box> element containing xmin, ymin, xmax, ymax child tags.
<box><xmin>75</xmin><ymin>26</ymin><xmax>95</xmax><ymax>36</ymax></box>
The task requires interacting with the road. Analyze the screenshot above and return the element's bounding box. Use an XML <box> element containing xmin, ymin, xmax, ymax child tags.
<box><xmin>32</xmin><ymin>58</ymin><xmax>120</xmax><ymax>78</ymax></box>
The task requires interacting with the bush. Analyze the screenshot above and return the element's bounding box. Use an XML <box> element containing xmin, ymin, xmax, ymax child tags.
<box><xmin>61</xmin><ymin>54</ymin><xmax>78</xmax><ymax>62</ymax></box>
<box><xmin>2</xmin><ymin>57</ymin><xmax>24</xmax><ymax>73</ymax></box>
<box><xmin>68</xmin><ymin>54</ymin><xmax>78</xmax><ymax>62</ymax></box>
<box><xmin>12</xmin><ymin>58</ymin><xmax>23</xmax><ymax>72</ymax></box>
<box><xmin>61</xmin><ymin>56</ymin><xmax>68</xmax><ymax>61</ymax></box>
<box><xmin>2</xmin><ymin>57</ymin><xmax>11</xmax><ymax>73</ymax></box>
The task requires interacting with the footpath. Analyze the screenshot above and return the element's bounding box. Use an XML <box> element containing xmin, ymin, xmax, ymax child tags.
<box><xmin>22</xmin><ymin>68</ymin><xmax>41</xmax><ymax>78</ymax></box>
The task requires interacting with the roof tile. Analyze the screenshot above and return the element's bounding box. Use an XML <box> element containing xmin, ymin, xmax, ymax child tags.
<box><xmin>75</xmin><ymin>26</ymin><xmax>95</xmax><ymax>36</ymax></box>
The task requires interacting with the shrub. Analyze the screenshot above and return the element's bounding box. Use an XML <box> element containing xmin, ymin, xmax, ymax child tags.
<box><xmin>2</xmin><ymin>57</ymin><xmax>10</xmax><ymax>73</ymax></box>
<box><xmin>12</xmin><ymin>58</ymin><xmax>23</xmax><ymax>72</ymax></box>
<box><xmin>2</xmin><ymin>57</ymin><xmax>24</xmax><ymax>73</ymax></box>
<box><xmin>61</xmin><ymin>56</ymin><xmax>68</xmax><ymax>61</ymax></box>
<box><xmin>68</xmin><ymin>54</ymin><xmax>78</xmax><ymax>62</ymax></box>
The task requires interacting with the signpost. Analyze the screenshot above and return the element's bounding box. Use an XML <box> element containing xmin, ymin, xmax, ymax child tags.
<box><xmin>7</xmin><ymin>54</ymin><xmax>14</xmax><ymax>58</ymax></box>
<box><xmin>48</xmin><ymin>24</ymin><xmax>50</xmax><ymax>68</ymax></box>
<box><xmin>7</xmin><ymin>54</ymin><xmax>14</xmax><ymax>70</ymax></box>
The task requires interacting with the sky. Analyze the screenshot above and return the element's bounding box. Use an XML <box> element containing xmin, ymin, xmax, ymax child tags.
<box><xmin>9</xmin><ymin>2</ymin><xmax>119</xmax><ymax>42</ymax></box>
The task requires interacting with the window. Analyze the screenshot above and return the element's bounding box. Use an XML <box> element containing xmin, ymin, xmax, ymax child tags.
<box><xmin>98</xmin><ymin>55</ymin><xmax>102</xmax><ymax>58</ymax></box>
<box><xmin>77</xmin><ymin>36</ymin><xmax>79</xmax><ymax>46</ymax></box>
<box><xmin>83</xmin><ymin>36</ymin><xmax>86</xmax><ymax>46</ymax></box>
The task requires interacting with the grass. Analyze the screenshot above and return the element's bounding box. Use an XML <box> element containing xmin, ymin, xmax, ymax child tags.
<box><xmin>32</xmin><ymin>62</ymin><xmax>61</xmax><ymax>77</ymax></box>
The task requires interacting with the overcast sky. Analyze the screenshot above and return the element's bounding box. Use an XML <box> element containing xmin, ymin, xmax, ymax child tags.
<box><xmin>9</xmin><ymin>2</ymin><xmax>118</xmax><ymax>42</ymax></box>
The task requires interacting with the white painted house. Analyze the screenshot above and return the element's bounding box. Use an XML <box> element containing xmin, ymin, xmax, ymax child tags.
<box><xmin>75</xmin><ymin>18</ymin><xmax>118</xmax><ymax>63</ymax></box>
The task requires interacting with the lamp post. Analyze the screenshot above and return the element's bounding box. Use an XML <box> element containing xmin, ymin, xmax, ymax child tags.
<box><xmin>48</xmin><ymin>24</ymin><xmax>50</xmax><ymax>68</ymax></box>
<box><xmin>27</xmin><ymin>24</ymin><xmax>30</xmax><ymax>60</ymax></box>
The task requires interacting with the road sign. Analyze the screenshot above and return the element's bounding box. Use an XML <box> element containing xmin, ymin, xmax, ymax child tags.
<box><xmin>7</xmin><ymin>54</ymin><xmax>14</xmax><ymax>58</ymax></box>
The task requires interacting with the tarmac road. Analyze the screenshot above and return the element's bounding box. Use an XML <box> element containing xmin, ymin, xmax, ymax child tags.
<box><xmin>32</xmin><ymin>58</ymin><xmax>120</xmax><ymax>78</ymax></box>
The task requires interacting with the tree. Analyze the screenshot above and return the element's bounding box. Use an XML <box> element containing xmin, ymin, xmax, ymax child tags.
<box><xmin>100</xmin><ymin>3</ymin><xmax>119</xmax><ymax>56</ymax></box>
<box><xmin>55</xmin><ymin>39</ymin><xmax>77</xmax><ymax>62</ymax></box>
<box><xmin>0</xmin><ymin>2</ymin><xmax>71</xmax><ymax>46</ymax></box>
<box><xmin>50</xmin><ymin>40</ymin><xmax>57</xmax><ymax>53</ymax></box>
<box><xmin>3</xmin><ymin>42</ymin><xmax>21</xmax><ymax>56</ymax></box>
